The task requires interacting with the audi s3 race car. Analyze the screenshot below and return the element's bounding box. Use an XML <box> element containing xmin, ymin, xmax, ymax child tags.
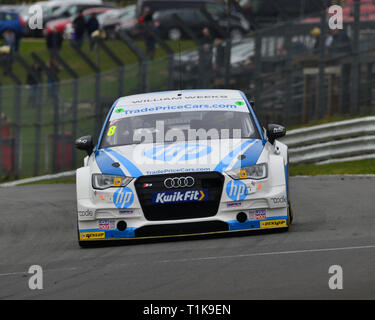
<box><xmin>75</xmin><ymin>89</ymin><xmax>293</xmax><ymax>247</ymax></box>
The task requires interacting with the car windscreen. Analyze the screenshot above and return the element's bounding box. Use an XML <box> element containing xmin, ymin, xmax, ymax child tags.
<box><xmin>100</xmin><ymin>110</ymin><xmax>260</xmax><ymax>148</ymax></box>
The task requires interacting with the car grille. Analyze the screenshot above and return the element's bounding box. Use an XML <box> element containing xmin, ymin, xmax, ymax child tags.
<box><xmin>134</xmin><ymin>221</ymin><xmax>229</xmax><ymax>238</ymax></box>
<box><xmin>134</xmin><ymin>172</ymin><xmax>224</xmax><ymax>221</ymax></box>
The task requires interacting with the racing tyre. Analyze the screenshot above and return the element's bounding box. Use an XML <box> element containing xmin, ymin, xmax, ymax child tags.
<box><xmin>289</xmin><ymin>200</ymin><xmax>294</xmax><ymax>224</ymax></box>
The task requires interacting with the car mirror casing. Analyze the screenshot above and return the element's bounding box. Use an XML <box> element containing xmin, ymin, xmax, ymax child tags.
<box><xmin>75</xmin><ymin>135</ymin><xmax>94</xmax><ymax>156</ymax></box>
<box><xmin>266</xmin><ymin>124</ymin><xmax>286</xmax><ymax>145</ymax></box>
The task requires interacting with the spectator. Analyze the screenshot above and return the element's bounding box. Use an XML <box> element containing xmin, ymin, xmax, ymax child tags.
<box><xmin>139</xmin><ymin>7</ymin><xmax>156</xmax><ymax>60</ymax></box>
<box><xmin>326</xmin><ymin>28</ymin><xmax>351</xmax><ymax>55</ymax></box>
<box><xmin>310</xmin><ymin>27</ymin><xmax>321</xmax><ymax>52</ymax></box>
<box><xmin>46</xmin><ymin>26</ymin><xmax>63</xmax><ymax>58</ymax></box>
<box><xmin>47</xmin><ymin>59</ymin><xmax>60</xmax><ymax>102</ymax></box>
<box><xmin>200</xmin><ymin>28</ymin><xmax>214</xmax><ymax>88</ymax></box>
<box><xmin>1</xmin><ymin>30</ymin><xmax>16</xmax><ymax>75</ymax></box>
<box><xmin>139</xmin><ymin>7</ymin><xmax>153</xmax><ymax>25</ymax></box>
<box><xmin>26</xmin><ymin>62</ymin><xmax>42</xmax><ymax>107</ymax></box>
<box><xmin>73</xmin><ymin>11</ymin><xmax>86</xmax><ymax>48</ymax></box>
<box><xmin>87</xmin><ymin>13</ymin><xmax>99</xmax><ymax>51</ymax></box>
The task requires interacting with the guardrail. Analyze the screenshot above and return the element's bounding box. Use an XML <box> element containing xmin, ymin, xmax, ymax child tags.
<box><xmin>281</xmin><ymin>116</ymin><xmax>375</xmax><ymax>165</ymax></box>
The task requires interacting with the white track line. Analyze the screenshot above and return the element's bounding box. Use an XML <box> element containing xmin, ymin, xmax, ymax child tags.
<box><xmin>156</xmin><ymin>244</ymin><xmax>375</xmax><ymax>264</ymax></box>
<box><xmin>1</xmin><ymin>244</ymin><xmax>375</xmax><ymax>278</ymax></box>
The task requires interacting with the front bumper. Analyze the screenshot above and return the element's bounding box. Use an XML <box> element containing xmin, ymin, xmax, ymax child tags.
<box><xmin>77</xmin><ymin>173</ymin><xmax>288</xmax><ymax>241</ymax></box>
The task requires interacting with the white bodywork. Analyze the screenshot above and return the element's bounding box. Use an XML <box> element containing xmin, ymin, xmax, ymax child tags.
<box><xmin>76</xmin><ymin>90</ymin><xmax>289</xmax><ymax>242</ymax></box>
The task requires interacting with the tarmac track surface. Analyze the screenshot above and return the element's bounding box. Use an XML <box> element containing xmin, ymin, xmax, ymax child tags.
<box><xmin>0</xmin><ymin>176</ymin><xmax>375</xmax><ymax>299</ymax></box>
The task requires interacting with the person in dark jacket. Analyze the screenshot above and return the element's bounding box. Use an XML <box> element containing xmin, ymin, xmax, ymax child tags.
<box><xmin>26</xmin><ymin>62</ymin><xmax>42</xmax><ymax>107</ymax></box>
<box><xmin>327</xmin><ymin>28</ymin><xmax>352</xmax><ymax>55</ymax></box>
<box><xmin>139</xmin><ymin>7</ymin><xmax>156</xmax><ymax>60</ymax></box>
<box><xmin>46</xmin><ymin>27</ymin><xmax>63</xmax><ymax>57</ymax></box>
<box><xmin>87</xmin><ymin>13</ymin><xmax>99</xmax><ymax>51</ymax></box>
<box><xmin>73</xmin><ymin>11</ymin><xmax>86</xmax><ymax>48</ymax></box>
<box><xmin>200</xmin><ymin>28</ymin><xmax>214</xmax><ymax>88</ymax></box>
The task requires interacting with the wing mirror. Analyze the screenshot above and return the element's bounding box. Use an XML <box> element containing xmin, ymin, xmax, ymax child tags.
<box><xmin>75</xmin><ymin>135</ymin><xmax>94</xmax><ymax>156</ymax></box>
<box><xmin>266</xmin><ymin>124</ymin><xmax>286</xmax><ymax>144</ymax></box>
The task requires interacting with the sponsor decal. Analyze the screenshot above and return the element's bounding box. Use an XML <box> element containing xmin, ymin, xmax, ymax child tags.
<box><xmin>143</xmin><ymin>183</ymin><xmax>153</xmax><ymax>188</ymax></box>
<box><xmin>260</xmin><ymin>219</ymin><xmax>287</xmax><ymax>229</ymax></box>
<box><xmin>164</xmin><ymin>176</ymin><xmax>194</xmax><ymax>189</ymax></box>
<box><xmin>78</xmin><ymin>209</ymin><xmax>94</xmax><ymax>217</ymax></box>
<box><xmin>112</xmin><ymin>102</ymin><xmax>245</xmax><ymax>119</ymax></box>
<box><xmin>119</xmin><ymin>209</ymin><xmax>134</xmax><ymax>215</ymax></box>
<box><xmin>144</xmin><ymin>144</ymin><xmax>212</xmax><ymax>162</ymax></box>
<box><xmin>249</xmin><ymin>209</ymin><xmax>266</xmax><ymax>220</ymax></box>
<box><xmin>80</xmin><ymin>232</ymin><xmax>105</xmax><ymax>240</ymax></box>
<box><xmin>152</xmin><ymin>189</ymin><xmax>208</xmax><ymax>204</ymax></box>
<box><xmin>227</xmin><ymin>202</ymin><xmax>242</xmax><ymax>208</ymax></box>
<box><xmin>226</xmin><ymin>180</ymin><xmax>248</xmax><ymax>201</ymax></box>
<box><xmin>113</xmin><ymin>187</ymin><xmax>134</xmax><ymax>208</ymax></box>
<box><xmin>99</xmin><ymin>219</ymin><xmax>115</xmax><ymax>230</ymax></box>
<box><xmin>271</xmin><ymin>196</ymin><xmax>287</xmax><ymax>204</ymax></box>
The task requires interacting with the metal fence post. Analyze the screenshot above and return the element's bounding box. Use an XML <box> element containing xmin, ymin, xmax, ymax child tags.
<box><xmin>144</xmin><ymin>25</ymin><xmax>175</xmax><ymax>90</ymax></box>
<box><xmin>284</xmin><ymin>22</ymin><xmax>293</xmax><ymax>126</ymax></box>
<box><xmin>31</xmin><ymin>52</ymin><xmax>60</xmax><ymax>173</ymax></box>
<box><xmin>70</xmin><ymin>44</ymin><xmax>101</xmax><ymax>138</ymax></box>
<box><xmin>12</xmin><ymin>53</ymin><xmax>42</xmax><ymax>175</ymax></box>
<box><xmin>0</xmin><ymin>82</ymin><xmax>2</xmax><ymax>177</ymax></box>
<box><xmin>351</xmin><ymin>0</ymin><xmax>360</xmax><ymax>114</ymax></box>
<box><xmin>172</xmin><ymin>14</ymin><xmax>203</xmax><ymax>88</ymax></box>
<box><xmin>254</xmin><ymin>29</ymin><xmax>262</xmax><ymax>118</ymax></box>
<box><xmin>317</xmin><ymin>7</ymin><xmax>327</xmax><ymax>120</ymax></box>
<box><xmin>6</xmin><ymin>72</ymin><xmax>22</xmax><ymax>179</ymax></box>
<box><xmin>96</xmin><ymin>38</ymin><xmax>125</xmax><ymax>96</ymax></box>
<box><xmin>54</xmin><ymin>53</ymin><xmax>79</xmax><ymax>169</ymax></box>
<box><xmin>117</xmin><ymin>30</ymin><xmax>148</xmax><ymax>92</ymax></box>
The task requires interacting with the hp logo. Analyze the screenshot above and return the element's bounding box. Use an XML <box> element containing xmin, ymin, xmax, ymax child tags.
<box><xmin>144</xmin><ymin>144</ymin><xmax>212</xmax><ymax>162</ymax></box>
<box><xmin>113</xmin><ymin>187</ymin><xmax>134</xmax><ymax>208</ymax></box>
<box><xmin>164</xmin><ymin>176</ymin><xmax>195</xmax><ymax>189</ymax></box>
<box><xmin>226</xmin><ymin>180</ymin><xmax>248</xmax><ymax>201</ymax></box>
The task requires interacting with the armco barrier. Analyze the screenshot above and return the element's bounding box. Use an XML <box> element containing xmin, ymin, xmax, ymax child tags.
<box><xmin>280</xmin><ymin>117</ymin><xmax>375</xmax><ymax>164</ymax></box>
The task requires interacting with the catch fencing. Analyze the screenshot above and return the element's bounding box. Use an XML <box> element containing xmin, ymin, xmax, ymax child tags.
<box><xmin>0</xmin><ymin>0</ymin><xmax>374</xmax><ymax>179</ymax></box>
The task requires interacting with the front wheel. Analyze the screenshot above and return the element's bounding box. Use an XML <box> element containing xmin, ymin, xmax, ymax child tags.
<box><xmin>289</xmin><ymin>200</ymin><xmax>294</xmax><ymax>224</ymax></box>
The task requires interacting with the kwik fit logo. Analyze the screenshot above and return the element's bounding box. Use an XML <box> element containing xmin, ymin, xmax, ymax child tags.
<box><xmin>152</xmin><ymin>189</ymin><xmax>208</xmax><ymax>204</ymax></box>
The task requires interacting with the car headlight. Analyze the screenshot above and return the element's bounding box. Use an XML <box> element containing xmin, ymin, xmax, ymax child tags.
<box><xmin>226</xmin><ymin>163</ymin><xmax>268</xmax><ymax>180</ymax></box>
<box><xmin>92</xmin><ymin>174</ymin><xmax>133</xmax><ymax>190</ymax></box>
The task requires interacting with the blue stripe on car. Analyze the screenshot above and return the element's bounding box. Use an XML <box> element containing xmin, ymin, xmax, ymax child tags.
<box><xmin>95</xmin><ymin>150</ymin><xmax>125</xmax><ymax>176</ymax></box>
<box><xmin>230</xmin><ymin>139</ymin><xmax>264</xmax><ymax>170</ymax></box>
<box><xmin>214</xmin><ymin>139</ymin><xmax>255</xmax><ymax>172</ymax></box>
<box><xmin>105</xmin><ymin>148</ymin><xmax>143</xmax><ymax>178</ymax></box>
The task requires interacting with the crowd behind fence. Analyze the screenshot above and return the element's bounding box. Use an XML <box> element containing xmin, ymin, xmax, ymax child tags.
<box><xmin>0</xmin><ymin>1</ymin><xmax>374</xmax><ymax>179</ymax></box>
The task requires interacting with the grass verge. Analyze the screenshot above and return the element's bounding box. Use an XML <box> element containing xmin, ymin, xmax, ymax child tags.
<box><xmin>290</xmin><ymin>159</ymin><xmax>375</xmax><ymax>176</ymax></box>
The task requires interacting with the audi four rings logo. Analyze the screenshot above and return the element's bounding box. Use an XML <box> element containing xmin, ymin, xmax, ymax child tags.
<box><xmin>164</xmin><ymin>176</ymin><xmax>195</xmax><ymax>189</ymax></box>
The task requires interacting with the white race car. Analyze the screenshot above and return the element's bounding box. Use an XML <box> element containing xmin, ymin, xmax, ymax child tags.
<box><xmin>75</xmin><ymin>89</ymin><xmax>293</xmax><ymax>247</ymax></box>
